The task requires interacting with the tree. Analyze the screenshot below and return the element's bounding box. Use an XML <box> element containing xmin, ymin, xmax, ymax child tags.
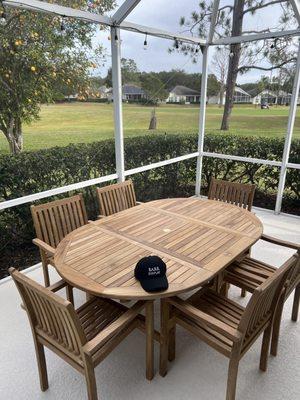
<box><xmin>105</xmin><ymin>58</ymin><xmax>140</xmax><ymax>87</ymax></box>
<box><xmin>140</xmin><ymin>74</ymin><xmax>169</xmax><ymax>104</ymax></box>
<box><xmin>212</xmin><ymin>47</ymin><xmax>229</xmax><ymax>106</ymax></box>
<box><xmin>178</xmin><ymin>0</ymin><xmax>297</xmax><ymax>130</ymax></box>
<box><xmin>0</xmin><ymin>1</ymin><xmax>114</xmax><ymax>153</ymax></box>
<box><xmin>207</xmin><ymin>74</ymin><xmax>220</xmax><ymax>99</ymax></box>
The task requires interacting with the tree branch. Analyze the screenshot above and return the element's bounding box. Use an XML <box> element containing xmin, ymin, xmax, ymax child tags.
<box><xmin>244</xmin><ymin>0</ymin><xmax>288</xmax><ymax>15</ymax></box>
<box><xmin>239</xmin><ymin>58</ymin><xmax>296</xmax><ymax>72</ymax></box>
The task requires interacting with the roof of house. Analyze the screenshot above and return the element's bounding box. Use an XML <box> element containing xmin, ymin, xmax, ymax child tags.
<box><xmin>247</xmin><ymin>88</ymin><xmax>290</xmax><ymax>97</ymax></box>
<box><xmin>170</xmin><ymin>85</ymin><xmax>200</xmax><ymax>96</ymax></box>
<box><xmin>122</xmin><ymin>84</ymin><xmax>146</xmax><ymax>95</ymax></box>
<box><xmin>234</xmin><ymin>86</ymin><xmax>250</xmax><ymax>96</ymax></box>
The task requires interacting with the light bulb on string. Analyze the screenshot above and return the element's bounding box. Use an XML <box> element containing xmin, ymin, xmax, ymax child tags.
<box><xmin>143</xmin><ymin>33</ymin><xmax>148</xmax><ymax>50</ymax></box>
<box><xmin>60</xmin><ymin>16</ymin><xmax>66</xmax><ymax>36</ymax></box>
<box><xmin>175</xmin><ymin>38</ymin><xmax>179</xmax><ymax>49</ymax></box>
<box><xmin>0</xmin><ymin>9</ymin><xmax>6</xmax><ymax>26</ymax></box>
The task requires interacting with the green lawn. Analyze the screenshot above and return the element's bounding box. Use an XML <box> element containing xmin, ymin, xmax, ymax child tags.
<box><xmin>1</xmin><ymin>102</ymin><xmax>299</xmax><ymax>153</ymax></box>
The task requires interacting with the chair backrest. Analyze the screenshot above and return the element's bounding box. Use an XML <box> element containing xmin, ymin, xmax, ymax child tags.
<box><xmin>238</xmin><ymin>254</ymin><xmax>298</xmax><ymax>339</ymax></box>
<box><xmin>286</xmin><ymin>250</ymin><xmax>300</xmax><ymax>297</ymax></box>
<box><xmin>31</xmin><ymin>194</ymin><xmax>88</xmax><ymax>248</ymax></box>
<box><xmin>10</xmin><ymin>268</ymin><xmax>86</xmax><ymax>360</ymax></box>
<box><xmin>97</xmin><ymin>180</ymin><xmax>137</xmax><ymax>216</ymax></box>
<box><xmin>208</xmin><ymin>178</ymin><xmax>256</xmax><ymax>211</ymax></box>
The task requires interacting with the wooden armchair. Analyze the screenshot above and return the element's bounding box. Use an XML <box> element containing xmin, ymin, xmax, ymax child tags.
<box><xmin>31</xmin><ymin>194</ymin><xmax>88</xmax><ymax>299</ymax></box>
<box><xmin>208</xmin><ymin>177</ymin><xmax>256</xmax><ymax>211</ymax></box>
<box><xmin>223</xmin><ymin>234</ymin><xmax>300</xmax><ymax>355</ymax></box>
<box><xmin>96</xmin><ymin>179</ymin><xmax>140</xmax><ymax>218</ymax></box>
<box><xmin>159</xmin><ymin>254</ymin><xmax>297</xmax><ymax>400</ymax></box>
<box><xmin>10</xmin><ymin>268</ymin><xmax>146</xmax><ymax>400</ymax></box>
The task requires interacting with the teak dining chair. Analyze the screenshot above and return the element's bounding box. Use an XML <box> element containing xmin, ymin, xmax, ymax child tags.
<box><xmin>10</xmin><ymin>268</ymin><xmax>146</xmax><ymax>400</ymax></box>
<box><xmin>31</xmin><ymin>194</ymin><xmax>88</xmax><ymax>298</ymax></box>
<box><xmin>208</xmin><ymin>178</ymin><xmax>256</xmax><ymax>211</ymax></box>
<box><xmin>159</xmin><ymin>254</ymin><xmax>297</xmax><ymax>400</ymax></box>
<box><xmin>208</xmin><ymin>178</ymin><xmax>256</xmax><ymax>296</ymax></box>
<box><xmin>223</xmin><ymin>234</ymin><xmax>300</xmax><ymax>356</ymax></box>
<box><xmin>96</xmin><ymin>179</ymin><xmax>139</xmax><ymax>217</ymax></box>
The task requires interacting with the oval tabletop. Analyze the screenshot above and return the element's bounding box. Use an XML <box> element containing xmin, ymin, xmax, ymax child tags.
<box><xmin>54</xmin><ymin>198</ymin><xmax>263</xmax><ymax>300</ymax></box>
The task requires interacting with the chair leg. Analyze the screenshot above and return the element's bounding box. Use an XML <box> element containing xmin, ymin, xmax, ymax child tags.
<box><xmin>40</xmin><ymin>251</ymin><xmax>50</xmax><ymax>287</ymax></box>
<box><xmin>260</xmin><ymin>325</ymin><xmax>272</xmax><ymax>372</ymax></box>
<box><xmin>220</xmin><ymin>283</ymin><xmax>229</xmax><ymax>297</ymax></box>
<box><xmin>270</xmin><ymin>296</ymin><xmax>285</xmax><ymax>357</ymax></box>
<box><xmin>159</xmin><ymin>299</ymin><xmax>169</xmax><ymax>377</ymax></box>
<box><xmin>292</xmin><ymin>284</ymin><xmax>300</xmax><ymax>322</ymax></box>
<box><xmin>66</xmin><ymin>285</ymin><xmax>74</xmax><ymax>305</ymax></box>
<box><xmin>83</xmin><ymin>354</ymin><xmax>98</xmax><ymax>400</ymax></box>
<box><xmin>146</xmin><ymin>301</ymin><xmax>154</xmax><ymax>381</ymax></box>
<box><xmin>241</xmin><ymin>288</ymin><xmax>246</xmax><ymax>298</ymax></box>
<box><xmin>226</xmin><ymin>342</ymin><xmax>241</xmax><ymax>400</ymax></box>
<box><xmin>168</xmin><ymin>324</ymin><xmax>176</xmax><ymax>362</ymax></box>
<box><xmin>34</xmin><ymin>339</ymin><xmax>48</xmax><ymax>392</ymax></box>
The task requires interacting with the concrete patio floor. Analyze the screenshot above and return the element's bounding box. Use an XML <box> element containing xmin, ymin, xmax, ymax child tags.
<box><xmin>0</xmin><ymin>207</ymin><xmax>299</xmax><ymax>400</ymax></box>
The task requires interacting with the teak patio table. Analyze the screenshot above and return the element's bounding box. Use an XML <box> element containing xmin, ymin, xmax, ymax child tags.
<box><xmin>54</xmin><ymin>198</ymin><xmax>263</xmax><ymax>380</ymax></box>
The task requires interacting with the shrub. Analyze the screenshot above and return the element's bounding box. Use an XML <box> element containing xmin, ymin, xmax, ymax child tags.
<box><xmin>0</xmin><ymin>133</ymin><xmax>299</xmax><ymax>278</ymax></box>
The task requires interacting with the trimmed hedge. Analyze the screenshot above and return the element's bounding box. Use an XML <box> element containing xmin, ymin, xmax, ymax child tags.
<box><xmin>0</xmin><ymin>133</ymin><xmax>299</xmax><ymax>278</ymax></box>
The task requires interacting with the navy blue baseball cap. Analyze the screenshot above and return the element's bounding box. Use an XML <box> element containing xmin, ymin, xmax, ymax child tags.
<box><xmin>134</xmin><ymin>256</ymin><xmax>168</xmax><ymax>293</ymax></box>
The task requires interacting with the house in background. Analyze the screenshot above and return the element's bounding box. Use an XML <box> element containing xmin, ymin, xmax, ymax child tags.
<box><xmin>122</xmin><ymin>84</ymin><xmax>148</xmax><ymax>101</ymax></box>
<box><xmin>249</xmin><ymin>89</ymin><xmax>292</xmax><ymax>105</ymax></box>
<box><xmin>208</xmin><ymin>86</ymin><xmax>251</xmax><ymax>105</ymax></box>
<box><xmin>98</xmin><ymin>85</ymin><xmax>111</xmax><ymax>99</ymax></box>
<box><xmin>166</xmin><ymin>85</ymin><xmax>200</xmax><ymax>104</ymax></box>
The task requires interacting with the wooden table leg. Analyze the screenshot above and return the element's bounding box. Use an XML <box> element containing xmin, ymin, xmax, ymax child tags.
<box><xmin>146</xmin><ymin>300</ymin><xmax>154</xmax><ymax>381</ymax></box>
<box><xmin>159</xmin><ymin>298</ymin><xmax>169</xmax><ymax>377</ymax></box>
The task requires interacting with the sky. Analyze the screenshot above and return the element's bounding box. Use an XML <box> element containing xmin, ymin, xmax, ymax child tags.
<box><xmin>94</xmin><ymin>0</ymin><xmax>297</xmax><ymax>84</ymax></box>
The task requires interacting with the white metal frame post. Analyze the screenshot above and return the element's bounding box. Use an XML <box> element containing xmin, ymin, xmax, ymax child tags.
<box><xmin>275</xmin><ymin>41</ymin><xmax>300</xmax><ymax>213</ymax></box>
<box><xmin>111</xmin><ymin>26</ymin><xmax>125</xmax><ymax>182</ymax></box>
<box><xmin>195</xmin><ymin>0</ymin><xmax>220</xmax><ymax>196</ymax></box>
<box><xmin>195</xmin><ymin>46</ymin><xmax>209</xmax><ymax>196</ymax></box>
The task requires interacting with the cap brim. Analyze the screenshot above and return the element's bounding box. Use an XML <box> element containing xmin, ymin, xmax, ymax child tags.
<box><xmin>140</xmin><ymin>277</ymin><xmax>169</xmax><ymax>293</ymax></box>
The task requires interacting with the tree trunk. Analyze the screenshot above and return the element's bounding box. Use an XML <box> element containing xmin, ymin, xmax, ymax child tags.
<box><xmin>4</xmin><ymin>117</ymin><xmax>23</xmax><ymax>154</ymax></box>
<box><xmin>221</xmin><ymin>0</ymin><xmax>245</xmax><ymax>130</ymax></box>
<box><xmin>219</xmin><ymin>84</ymin><xmax>225</xmax><ymax>107</ymax></box>
<box><xmin>149</xmin><ymin>108</ymin><xmax>157</xmax><ymax>130</ymax></box>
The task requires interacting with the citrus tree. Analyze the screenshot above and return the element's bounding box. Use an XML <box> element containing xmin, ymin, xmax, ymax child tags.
<box><xmin>0</xmin><ymin>0</ymin><xmax>115</xmax><ymax>153</ymax></box>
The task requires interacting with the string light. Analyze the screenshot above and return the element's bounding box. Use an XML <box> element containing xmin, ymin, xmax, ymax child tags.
<box><xmin>229</xmin><ymin>51</ymin><xmax>234</xmax><ymax>58</ymax></box>
<box><xmin>175</xmin><ymin>38</ymin><xmax>179</xmax><ymax>49</ymax></box>
<box><xmin>114</xmin><ymin>32</ymin><xmax>119</xmax><ymax>42</ymax></box>
<box><xmin>0</xmin><ymin>1</ymin><xmax>6</xmax><ymax>26</ymax></box>
<box><xmin>60</xmin><ymin>16</ymin><xmax>66</xmax><ymax>35</ymax></box>
<box><xmin>0</xmin><ymin>10</ymin><xmax>6</xmax><ymax>26</ymax></box>
<box><xmin>143</xmin><ymin>33</ymin><xmax>148</xmax><ymax>50</ymax></box>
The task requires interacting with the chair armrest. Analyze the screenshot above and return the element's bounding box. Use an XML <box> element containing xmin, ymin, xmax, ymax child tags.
<box><xmin>168</xmin><ymin>297</ymin><xmax>243</xmax><ymax>343</ymax></box>
<box><xmin>261</xmin><ymin>234</ymin><xmax>300</xmax><ymax>251</ymax></box>
<box><xmin>83</xmin><ymin>300</ymin><xmax>146</xmax><ymax>355</ymax></box>
<box><xmin>32</xmin><ymin>238</ymin><xmax>55</xmax><ymax>257</ymax></box>
<box><xmin>48</xmin><ymin>279</ymin><xmax>67</xmax><ymax>293</ymax></box>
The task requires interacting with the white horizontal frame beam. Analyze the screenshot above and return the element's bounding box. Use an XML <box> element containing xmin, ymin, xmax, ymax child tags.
<box><xmin>0</xmin><ymin>151</ymin><xmax>299</xmax><ymax>211</ymax></box>
<box><xmin>120</xmin><ymin>21</ymin><xmax>206</xmax><ymax>44</ymax></box>
<box><xmin>124</xmin><ymin>152</ymin><xmax>200</xmax><ymax>176</ymax></box>
<box><xmin>212</xmin><ymin>28</ymin><xmax>300</xmax><ymax>45</ymax></box>
<box><xmin>112</xmin><ymin>0</ymin><xmax>141</xmax><ymax>24</ymax></box>
<box><xmin>3</xmin><ymin>0</ymin><xmax>112</xmax><ymax>26</ymax></box>
<box><xmin>202</xmin><ymin>152</ymin><xmax>283</xmax><ymax>167</ymax></box>
<box><xmin>4</xmin><ymin>0</ymin><xmax>205</xmax><ymax>45</ymax></box>
<box><xmin>0</xmin><ymin>173</ymin><xmax>118</xmax><ymax>211</ymax></box>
